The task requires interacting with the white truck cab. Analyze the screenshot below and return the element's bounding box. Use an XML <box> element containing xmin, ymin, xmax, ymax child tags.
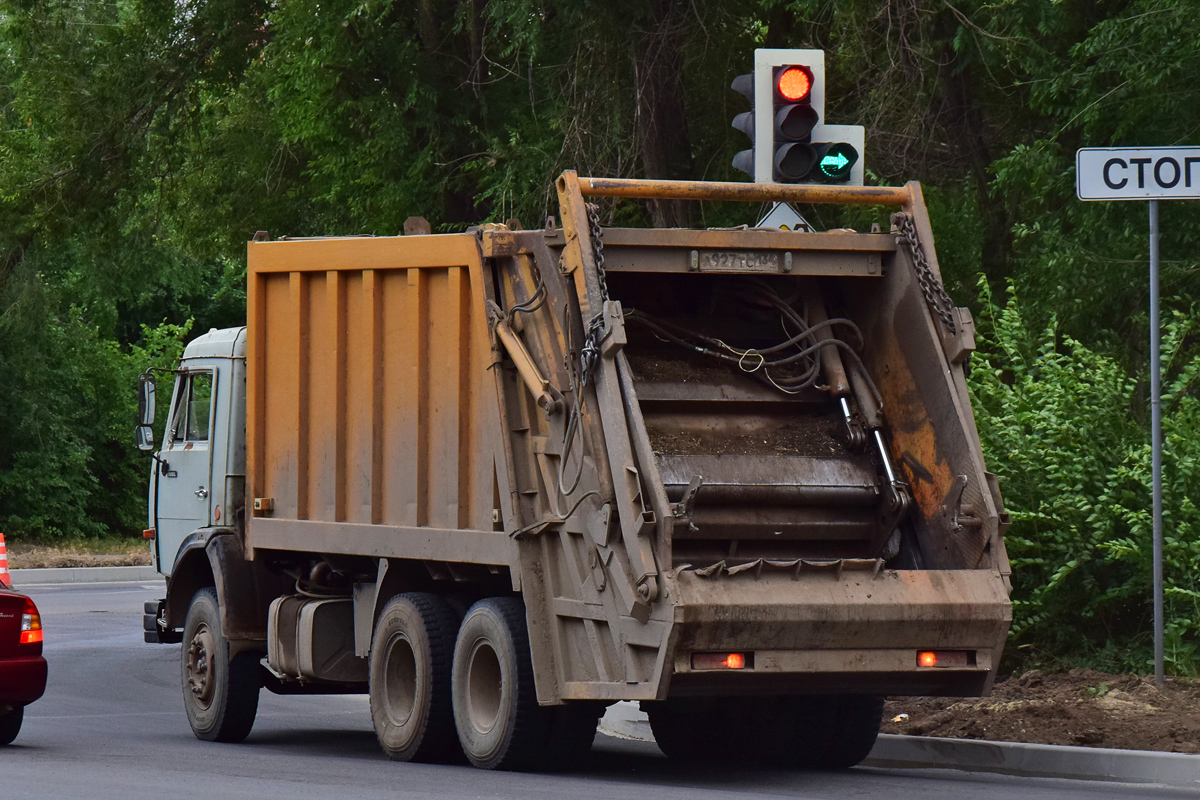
<box><xmin>149</xmin><ymin>327</ymin><xmax>247</xmax><ymax>576</ymax></box>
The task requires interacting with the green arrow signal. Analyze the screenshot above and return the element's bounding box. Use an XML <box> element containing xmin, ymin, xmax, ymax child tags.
<box><xmin>820</xmin><ymin>152</ymin><xmax>850</xmax><ymax>172</ymax></box>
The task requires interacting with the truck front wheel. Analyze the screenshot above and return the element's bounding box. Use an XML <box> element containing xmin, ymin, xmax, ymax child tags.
<box><xmin>369</xmin><ymin>592</ymin><xmax>460</xmax><ymax>763</ymax></box>
<box><xmin>181</xmin><ymin>587</ymin><xmax>260</xmax><ymax>742</ymax></box>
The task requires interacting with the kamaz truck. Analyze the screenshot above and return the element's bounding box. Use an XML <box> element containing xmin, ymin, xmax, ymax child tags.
<box><xmin>138</xmin><ymin>173</ymin><xmax>1011</xmax><ymax>770</ymax></box>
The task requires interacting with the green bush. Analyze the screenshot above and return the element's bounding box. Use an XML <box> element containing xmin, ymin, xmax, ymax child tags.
<box><xmin>970</xmin><ymin>277</ymin><xmax>1200</xmax><ymax>674</ymax></box>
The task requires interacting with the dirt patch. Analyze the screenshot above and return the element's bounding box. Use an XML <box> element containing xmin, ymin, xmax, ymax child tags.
<box><xmin>883</xmin><ymin>668</ymin><xmax>1200</xmax><ymax>754</ymax></box>
<box><xmin>647</xmin><ymin>414</ymin><xmax>844</xmax><ymax>457</ymax></box>
<box><xmin>8</xmin><ymin>543</ymin><xmax>152</xmax><ymax>569</ymax></box>
<box><xmin>627</xmin><ymin>351</ymin><xmax>745</xmax><ymax>384</ymax></box>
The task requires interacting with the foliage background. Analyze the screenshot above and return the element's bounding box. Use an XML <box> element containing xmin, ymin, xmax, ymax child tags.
<box><xmin>1</xmin><ymin>0</ymin><xmax>1197</xmax><ymax>672</ymax></box>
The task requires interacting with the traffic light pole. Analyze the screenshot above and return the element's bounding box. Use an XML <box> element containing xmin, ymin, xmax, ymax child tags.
<box><xmin>1149</xmin><ymin>199</ymin><xmax>1164</xmax><ymax>691</ymax></box>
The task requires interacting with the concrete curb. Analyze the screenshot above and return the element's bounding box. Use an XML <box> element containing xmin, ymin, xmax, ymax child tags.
<box><xmin>865</xmin><ymin>734</ymin><xmax>1200</xmax><ymax>787</ymax></box>
<box><xmin>597</xmin><ymin>701</ymin><xmax>1200</xmax><ymax>787</ymax></box>
<box><xmin>10</xmin><ymin>565</ymin><xmax>162</xmax><ymax>586</ymax></box>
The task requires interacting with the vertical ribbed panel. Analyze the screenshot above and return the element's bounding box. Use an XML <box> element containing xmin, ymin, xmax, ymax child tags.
<box><xmin>247</xmin><ymin>235</ymin><xmax>493</xmax><ymax>535</ymax></box>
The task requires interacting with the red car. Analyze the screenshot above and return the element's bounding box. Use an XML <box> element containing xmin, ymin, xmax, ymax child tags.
<box><xmin>0</xmin><ymin>586</ymin><xmax>46</xmax><ymax>745</ymax></box>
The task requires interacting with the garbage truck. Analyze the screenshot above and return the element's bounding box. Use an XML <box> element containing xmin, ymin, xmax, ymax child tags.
<box><xmin>137</xmin><ymin>172</ymin><xmax>1012</xmax><ymax>770</ymax></box>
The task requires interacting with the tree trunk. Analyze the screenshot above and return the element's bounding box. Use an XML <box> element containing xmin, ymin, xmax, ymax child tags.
<box><xmin>634</xmin><ymin>0</ymin><xmax>693</xmax><ymax>227</ymax></box>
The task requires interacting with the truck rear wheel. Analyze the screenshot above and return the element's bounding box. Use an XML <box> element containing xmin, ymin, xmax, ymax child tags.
<box><xmin>543</xmin><ymin>701</ymin><xmax>604</xmax><ymax>769</ymax></box>
<box><xmin>0</xmin><ymin>706</ymin><xmax>23</xmax><ymax>745</ymax></box>
<box><xmin>369</xmin><ymin>592</ymin><xmax>460</xmax><ymax>763</ymax></box>
<box><xmin>451</xmin><ymin>597</ymin><xmax>551</xmax><ymax>770</ymax></box>
<box><xmin>645</xmin><ymin>698</ymin><xmax>737</xmax><ymax>762</ymax></box>
<box><xmin>181</xmin><ymin>587</ymin><xmax>260</xmax><ymax>742</ymax></box>
<box><xmin>758</xmin><ymin>694</ymin><xmax>884</xmax><ymax>769</ymax></box>
<box><xmin>648</xmin><ymin>694</ymin><xmax>883</xmax><ymax>769</ymax></box>
<box><xmin>817</xmin><ymin>694</ymin><xmax>885</xmax><ymax>769</ymax></box>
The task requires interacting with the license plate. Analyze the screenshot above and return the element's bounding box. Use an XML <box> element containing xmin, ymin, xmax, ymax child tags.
<box><xmin>699</xmin><ymin>250</ymin><xmax>781</xmax><ymax>272</ymax></box>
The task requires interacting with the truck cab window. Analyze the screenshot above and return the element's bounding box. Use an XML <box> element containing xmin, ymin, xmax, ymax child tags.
<box><xmin>170</xmin><ymin>372</ymin><xmax>213</xmax><ymax>444</ymax></box>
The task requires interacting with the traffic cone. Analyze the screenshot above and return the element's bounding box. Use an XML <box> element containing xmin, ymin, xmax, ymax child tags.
<box><xmin>0</xmin><ymin>533</ymin><xmax>10</xmax><ymax>587</ymax></box>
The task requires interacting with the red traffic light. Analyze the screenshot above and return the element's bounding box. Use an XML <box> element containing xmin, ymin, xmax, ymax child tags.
<box><xmin>776</xmin><ymin>66</ymin><xmax>813</xmax><ymax>102</ymax></box>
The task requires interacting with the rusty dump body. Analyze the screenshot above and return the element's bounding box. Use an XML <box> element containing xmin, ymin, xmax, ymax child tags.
<box><xmin>244</xmin><ymin>173</ymin><xmax>1011</xmax><ymax>706</ymax></box>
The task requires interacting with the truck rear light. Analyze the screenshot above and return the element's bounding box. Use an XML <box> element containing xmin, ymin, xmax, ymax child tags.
<box><xmin>20</xmin><ymin>597</ymin><xmax>42</xmax><ymax>644</ymax></box>
<box><xmin>917</xmin><ymin>650</ymin><xmax>971</xmax><ymax>668</ymax></box>
<box><xmin>143</xmin><ymin>528</ymin><xmax>156</xmax><ymax>540</ymax></box>
<box><xmin>692</xmin><ymin>652</ymin><xmax>750</xmax><ymax>670</ymax></box>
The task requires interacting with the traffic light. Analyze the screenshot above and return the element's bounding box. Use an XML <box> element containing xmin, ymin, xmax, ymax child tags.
<box><xmin>730</xmin><ymin>73</ymin><xmax>756</xmax><ymax>177</ymax></box>
<box><xmin>730</xmin><ymin>49</ymin><xmax>864</xmax><ymax>185</ymax></box>
<box><xmin>813</xmin><ymin>143</ymin><xmax>858</xmax><ymax>182</ymax></box>
<box><xmin>771</xmin><ymin>65</ymin><xmax>818</xmax><ymax>182</ymax></box>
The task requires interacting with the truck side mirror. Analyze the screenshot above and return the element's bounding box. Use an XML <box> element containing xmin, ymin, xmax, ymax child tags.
<box><xmin>138</xmin><ymin>373</ymin><xmax>156</xmax><ymax>427</ymax></box>
<box><xmin>136</xmin><ymin>424</ymin><xmax>156</xmax><ymax>451</ymax></box>
<box><xmin>137</xmin><ymin>373</ymin><xmax>156</xmax><ymax>451</ymax></box>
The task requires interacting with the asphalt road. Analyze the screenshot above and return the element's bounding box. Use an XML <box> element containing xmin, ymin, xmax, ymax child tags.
<box><xmin>3</xmin><ymin>582</ymin><xmax>1195</xmax><ymax>800</ymax></box>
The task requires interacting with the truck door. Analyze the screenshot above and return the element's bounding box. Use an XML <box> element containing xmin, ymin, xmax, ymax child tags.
<box><xmin>155</xmin><ymin>369</ymin><xmax>215</xmax><ymax>576</ymax></box>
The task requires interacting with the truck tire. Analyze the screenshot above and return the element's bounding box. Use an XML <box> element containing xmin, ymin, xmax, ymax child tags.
<box><xmin>757</xmin><ymin>694</ymin><xmax>884</xmax><ymax>769</ymax></box>
<box><xmin>181</xmin><ymin>587</ymin><xmax>260</xmax><ymax>742</ymax></box>
<box><xmin>645</xmin><ymin>698</ymin><xmax>738</xmax><ymax>762</ymax></box>
<box><xmin>0</xmin><ymin>706</ymin><xmax>22</xmax><ymax>745</ymax></box>
<box><xmin>543</xmin><ymin>701</ymin><xmax>605</xmax><ymax>769</ymax></box>
<box><xmin>451</xmin><ymin>597</ymin><xmax>551</xmax><ymax>770</ymax></box>
<box><xmin>369</xmin><ymin>592</ymin><xmax>460</xmax><ymax>763</ymax></box>
<box><xmin>820</xmin><ymin>694</ymin><xmax>884</xmax><ymax>769</ymax></box>
<box><xmin>647</xmin><ymin>695</ymin><xmax>882</xmax><ymax>769</ymax></box>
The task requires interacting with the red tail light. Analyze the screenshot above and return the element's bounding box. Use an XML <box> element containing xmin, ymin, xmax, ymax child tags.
<box><xmin>692</xmin><ymin>652</ymin><xmax>750</xmax><ymax>670</ymax></box>
<box><xmin>20</xmin><ymin>596</ymin><xmax>42</xmax><ymax>645</ymax></box>
<box><xmin>917</xmin><ymin>650</ymin><xmax>971</xmax><ymax>668</ymax></box>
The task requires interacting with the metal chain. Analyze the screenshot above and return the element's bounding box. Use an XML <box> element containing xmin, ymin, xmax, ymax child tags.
<box><xmin>894</xmin><ymin>212</ymin><xmax>956</xmax><ymax>334</ymax></box>
<box><xmin>577</xmin><ymin>203</ymin><xmax>611</xmax><ymax>387</ymax></box>
<box><xmin>577</xmin><ymin>313</ymin><xmax>606</xmax><ymax>388</ymax></box>
<box><xmin>585</xmin><ymin>202</ymin><xmax>610</xmax><ymax>302</ymax></box>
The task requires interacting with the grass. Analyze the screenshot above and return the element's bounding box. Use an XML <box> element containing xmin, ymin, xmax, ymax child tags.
<box><xmin>3</xmin><ymin>535</ymin><xmax>152</xmax><ymax>569</ymax></box>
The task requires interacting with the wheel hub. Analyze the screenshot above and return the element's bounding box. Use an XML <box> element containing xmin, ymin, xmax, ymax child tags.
<box><xmin>465</xmin><ymin>639</ymin><xmax>503</xmax><ymax>735</ymax></box>
<box><xmin>382</xmin><ymin>633</ymin><xmax>418</xmax><ymax>727</ymax></box>
<box><xmin>186</xmin><ymin>622</ymin><xmax>216</xmax><ymax>706</ymax></box>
